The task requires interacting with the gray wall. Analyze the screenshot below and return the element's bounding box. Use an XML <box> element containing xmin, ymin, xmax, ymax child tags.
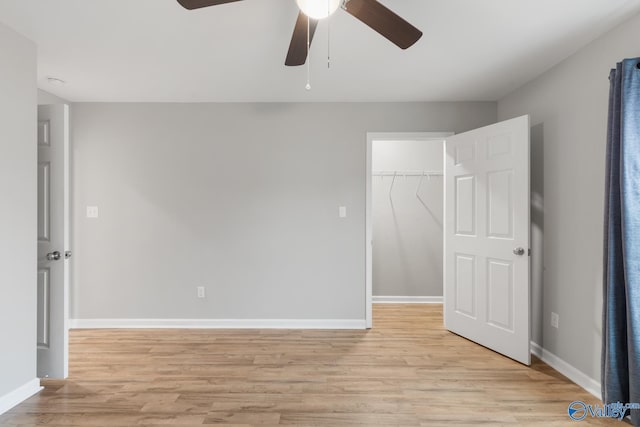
<box><xmin>0</xmin><ymin>23</ymin><xmax>37</xmax><ymax>397</ymax></box>
<box><xmin>372</xmin><ymin>140</ymin><xmax>444</xmax><ymax>297</ymax></box>
<box><xmin>498</xmin><ymin>12</ymin><xmax>640</xmax><ymax>382</ymax></box>
<box><xmin>71</xmin><ymin>102</ymin><xmax>495</xmax><ymax>320</ymax></box>
<box><xmin>38</xmin><ymin>89</ymin><xmax>69</xmax><ymax>105</ymax></box>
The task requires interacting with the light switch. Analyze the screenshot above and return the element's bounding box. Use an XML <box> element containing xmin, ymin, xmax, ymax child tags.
<box><xmin>86</xmin><ymin>206</ymin><xmax>99</xmax><ymax>218</ymax></box>
<box><xmin>339</xmin><ymin>206</ymin><xmax>347</xmax><ymax>218</ymax></box>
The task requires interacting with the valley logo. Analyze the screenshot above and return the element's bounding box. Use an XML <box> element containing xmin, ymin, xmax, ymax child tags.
<box><xmin>568</xmin><ymin>400</ymin><xmax>640</xmax><ymax>421</ymax></box>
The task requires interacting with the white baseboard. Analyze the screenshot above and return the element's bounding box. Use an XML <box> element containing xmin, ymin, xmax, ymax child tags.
<box><xmin>530</xmin><ymin>342</ymin><xmax>600</xmax><ymax>399</ymax></box>
<box><xmin>0</xmin><ymin>378</ymin><xmax>42</xmax><ymax>415</ymax></box>
<box><xmin>69</xmin><ymin>318</ymin><xmax>366</xmax><ymax>330</ymax></box>
<box><xmin>373</xmin><ymin>296</ymin><xmax>443</xmax><ymax>304</ymax></box>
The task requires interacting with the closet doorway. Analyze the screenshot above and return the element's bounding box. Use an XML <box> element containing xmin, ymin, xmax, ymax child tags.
<box><xmin>365</xmin><ymin>132</ymin><xmax>452</xmax><ymax>327</ymax></box>
<box><xmin>365</xmin><ymin>116</ymin><xmax>531</xmax><ymax>365</ymax></box>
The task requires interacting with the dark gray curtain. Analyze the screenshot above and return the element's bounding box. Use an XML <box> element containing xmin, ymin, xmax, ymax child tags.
<box><xmin>603</xmin><ymin>57</ymin><xmax>640</xmax><ymax>425</ymax></box>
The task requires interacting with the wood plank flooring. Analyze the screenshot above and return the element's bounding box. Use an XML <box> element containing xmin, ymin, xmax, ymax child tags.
<box><xmin>1</xmin><ymin>304</ymin><xmax>616</xmax><ymax>426</ymax></box>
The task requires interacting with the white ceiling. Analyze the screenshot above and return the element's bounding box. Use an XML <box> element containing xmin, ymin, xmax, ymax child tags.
<box><xmin>0</xmin><ymin>0</ymin><xmax>639</xmax><ymax>102</ymax></box>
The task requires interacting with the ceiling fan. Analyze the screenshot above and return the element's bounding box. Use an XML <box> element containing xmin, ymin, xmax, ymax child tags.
<box><xmin>176</xmin><ymin>0</ymin><xmax>423</xmax><ymax>66</ymax></box>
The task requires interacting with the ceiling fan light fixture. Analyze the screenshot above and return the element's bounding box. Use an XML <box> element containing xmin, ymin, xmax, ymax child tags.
<box><xmin>295</xmin><ymin>0</ymin><xmax>341</xmax><ymax>20</ymax></box>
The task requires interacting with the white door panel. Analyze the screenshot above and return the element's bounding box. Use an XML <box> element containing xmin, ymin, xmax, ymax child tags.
<box><xmin>37</xmin><ymin>104</ymin><xmax>69</xmax><ymax>379</ymax></box>
<box><xmin>444</xmin><ymin>115</ymin><xmax>530</xmax><ymax>365</ymax></box>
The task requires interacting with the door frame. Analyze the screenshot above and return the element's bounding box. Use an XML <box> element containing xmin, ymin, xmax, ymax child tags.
<box><xmin>365</xmin><ymin>132</ymin><xmax>454</xmax><ymax>328</ymax></box>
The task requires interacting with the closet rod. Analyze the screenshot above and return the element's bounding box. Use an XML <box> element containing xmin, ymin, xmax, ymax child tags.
<box><xmin>372</xmin><ymin>170</ymin><xmax>443</xmax><ymax>177</ymax></box>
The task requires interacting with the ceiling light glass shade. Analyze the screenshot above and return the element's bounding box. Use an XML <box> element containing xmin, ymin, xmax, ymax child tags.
<box><xmin>295</xmin><ymin>0</ymin><xmax>341</xmax><ymax>20</ymax></box>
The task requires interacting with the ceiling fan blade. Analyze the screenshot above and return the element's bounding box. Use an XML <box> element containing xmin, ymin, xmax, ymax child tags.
<box><xmin>177</xmin><ymin>0</ymin><xmax>243</xmax><ymax>10</ymax></box>
<box><xmin>285</xmin><ymin>11</ymin><xmax>319</xmax><ymax>66</ymax></box>
<box><xmin>344</xmin><ymin>0</ymin><xmax>422</xmax><ymax>49</ymax></box>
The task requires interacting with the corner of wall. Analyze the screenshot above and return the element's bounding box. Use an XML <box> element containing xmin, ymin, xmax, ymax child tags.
<box><xmin>0</xmin><ymin>379</ymin><xmax>42</xmax><ymax>416</ymax></box>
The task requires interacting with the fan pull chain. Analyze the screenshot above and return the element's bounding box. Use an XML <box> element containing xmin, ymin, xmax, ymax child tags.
<box><xmin>305</xmin><ymin>14</ymin><xmax>311</xmax><ymax>90</ymax></box>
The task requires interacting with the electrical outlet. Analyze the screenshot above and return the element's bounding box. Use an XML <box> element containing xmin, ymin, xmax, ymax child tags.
<box><xmin>86</xmin><ymin>206</ymin><xmax>99</xmax><ymax>218</ymax></box>
<box><xmin>197</xmin><ymin>286</ymin><xmax>205</xmax><ymax>299</ymax></box>
<box><xmin>551</xmin><ymin>312</ymin><xmax>559</xmax><ymax>329</ymax></box>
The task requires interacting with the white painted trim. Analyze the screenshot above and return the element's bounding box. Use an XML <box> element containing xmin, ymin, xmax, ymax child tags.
<box><xmin>69</xmin><ymin>318</ymin><xmax>366</xmax><ymax>330</ymax></box>
<box><xmin>365</xmin><ymin>132</ymin><xmax>373</xmax><ymax>329</ymax></box>
<box><xmin>373</xmin><ymin>296</ymin><xmax>443</xmax><ymax>304</ymax></box>
<box><xmin>62</xmin><ymin>104</ymin><xmax>70</xmax><ymax>379</ymax></box>
<box><xmin>365</xmin><ymin>132</ymin><xmax>454</xmax><ymax>330</ymax></box>
<box><xmin>530</xmin><ymin>342</ymin><xmax>601</xmax><ymax>399</ymax></box>
<box><xmin>0</xmin><ymin>378</ymin><xmax>42</xmax><ymax>415</ymax></box>
<box><xmin>366</xmin><ymin>132</ymin><xmax>454</xmax><ymax>141</ymax></box>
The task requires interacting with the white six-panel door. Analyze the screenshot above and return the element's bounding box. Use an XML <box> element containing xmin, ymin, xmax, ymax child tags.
<box><xmin>37</xmin><ymin>104</ymin><xmax>70</xmax><ymax>379</ymax></box>
<box><xmin>444</xmin><ymin>115</ymin><xmax>530</xmax><ymax>365</ymax></box>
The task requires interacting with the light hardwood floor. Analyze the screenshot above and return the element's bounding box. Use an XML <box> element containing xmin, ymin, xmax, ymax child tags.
<box><xmin>1</xmin><ymin>304</ymin><xmax>616</xmax><ymax>426</ymax></box>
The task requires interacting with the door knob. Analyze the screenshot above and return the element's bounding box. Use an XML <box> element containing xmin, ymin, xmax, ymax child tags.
<box><xmin>513</xmin><ymin>247</ymin><xmax>526</xmax><ymax>256</ymax></box>
<box><xmin>46</xmin><ymin>251</ymin><xmax>61</xmax><ymax>261</ymax></box>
